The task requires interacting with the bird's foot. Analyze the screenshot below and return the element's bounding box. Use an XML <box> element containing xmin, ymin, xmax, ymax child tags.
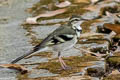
<box><xmin>58</xmin><ymin>56</ymin><xmax>71</xmax><ymax>70</ymax></box>
<box><xmin>63</xmin><ymin>66</ymin><xmax>71</xmax><ymax>70</ymax></box>
<box><xmin>60</xmin><ymin>65</ymin><xmax>72</xmax><ymax>70</ymax></box>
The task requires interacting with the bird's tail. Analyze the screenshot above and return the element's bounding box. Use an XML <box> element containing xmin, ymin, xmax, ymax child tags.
<box><xmin>11</xmin><ymin>50</ymin><xmax>35</xmax><ymax>64</ymax></box>
<box><xmin>11</xmin><ymin>45</ymin><xmax>48</xmax><ymax>64</ymax></box>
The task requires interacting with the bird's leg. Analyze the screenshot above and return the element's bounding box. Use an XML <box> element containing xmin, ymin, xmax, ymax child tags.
<box><xmin>58</xmin><ymin>52</ymin><xmax>71</xmax><ymax>70</ymax></box>
<box><xmin>58</xmin><ymin>52</ymin><xmax>66</xmax><ymax>69</ymax></box>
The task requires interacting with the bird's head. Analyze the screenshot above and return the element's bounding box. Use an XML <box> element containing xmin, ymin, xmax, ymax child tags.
<box><xmin>68</xmin><ymin>15</ymin><xmax>84</xmax><ymax>37</ymax></box>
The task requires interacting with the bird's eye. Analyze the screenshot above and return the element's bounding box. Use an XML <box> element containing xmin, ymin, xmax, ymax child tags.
<box><xmin>77</xmin><ymin>29</ymin><xmax>82</xmax><ymax>33</ymax></box>
<box><xmin>74</xmin><ymin>19</ymin><xmax>80</xmax><ymax>21</ymax></box>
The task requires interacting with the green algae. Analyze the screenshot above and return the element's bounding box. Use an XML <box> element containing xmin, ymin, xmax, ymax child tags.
<box><xmin>16</xmin><ymin>0</ymin><xmax>120</xmax><ymax>80</ymax></box>
<box><xmin>22</xmin><ymin>24</ymin><xmax>43</xmax><ymax>46</ymax></box>
<box><xmin>79</xmin><ymin>39</ymin><xmax>107</xmax><ymax>44</ymax></box>
<box><xmin>103</xmin><ymin>74</ymin><xmax>120</xmax><ymax>80</ymax></box>
<box><xmin>17</xmin><ymin>73</ymin><xmax>29</xmax><ymax>80</ymax></box>
<box><xmin>78</xmin><ymin>38</ymin><xmax>110</xmax><ymax>54</ymax></box>
<box><xmin>30</xmin><ymin>37</ymin><xmax>43</xmax><ymax>46</ymax></box>
<box><xmin>87</xmin><ymin>67</ymin><xmax>105</xmax><ymax>77</ymax></box>
<box><xmin>26</xmin><ymin>0</ymin><xmax>89</xmax><ymax>22</ymax></box>
<box><xmin>17</xmin><ymin>73</ymin><xmax>57</xmax><ymax>80</ymax></box>
<box><xmin>36</xmin><ymin>55</ymin><xmax>98</xmax><ymax>76</ymax></box>
<box><xmin>0</xmin><ymin>17</ymin><xmax>8</xmax><ymax>24</ymax></box>
<box><xmin>18</xmin><ymin>77</ymin><xmax>57</xmax><ymax>80</ymax></box>
<box><xmin>18</xmin><ymin>75</ymin><xmax>65</xmax><ymax>80</ymax></box>
<box><xmin>106</xmin><ymin>56</ymin><xmax>120</xmax><ymax>68</ymax></box>
<box><xmin>81</xmin><ymin>20</ymin><xmax>100</xmax><ymax>33</ymax></box>
<box><xmin>36</xmin><ymin>7</ymin><xmax>88</xmax><ymax>22</ymax></box>
<box><xmin>114</xmin><ymin>34</ymin><xmax>120</xmax><ymax>39</ymax></box>
<box><xmin>100</xmin><ymin>5</ymin><xmax>120</xmax><ymax>16</ymax></box>
<box><xmin>22</xmin><ymin>0</ymin><xmax>93</xmax><ymax>47</ymax></box>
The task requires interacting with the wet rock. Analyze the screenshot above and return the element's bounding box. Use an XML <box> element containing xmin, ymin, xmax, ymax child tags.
<box><xmin>86</xmin><ymin>61</ymin><xmax>105</xmax><ymax>78</ymax></box>
<box><xmin>17</xmin><ymin>64</ymin><xmax>58</xmax><ymax>79</ymax></box>
<box><xmin>81</xmin><ymin>1</ymin><xmax>117</xmax><ymax>20</ymax></box>
<box><xmin>0</xmin><ymin>68</ymin><xmax>18</xmax><ymax>80</ymax></box>
<box><xmin>57</xmin><ymin>75</ymin><xmax>92</xmax><ymax>80</ymax></box>
<box><xmin>38</xmin><ymin>18</ymin><xmax>69</xmax><ymax>24</ymax></box>
<box><xmin>104</xmin><ymin>23</ymin><xmax>120</xmax><ymax>34</ymax></box>
<box><xmin>35</xmin><ymin>55</ymin><xmax>97</xmax><ymax>76</ymax></box>
<box><xmin>18</xmin><ymin>56</ymin><xmax>49</xmax><ymax>64</ymax></box>
<box><xmin>87</xmin><ymin>67</ymin><xmax>105</xmax><ymax>77</ymax></box>
<box><xmin>1</xmin><ymin>0</ymin><xmax>120</xmax><ymax>80</ymax></box>
<box><xmin>103</xmin><ymin>70</ymin><xmax>120</xmax><ymax>80</ymax></box>
<box><xmin>114</xmin><ymin>34</ymin><xmax>120</xmax><ymax>39</ymax></box>
<box><xmin>98</xmin><ymin>25</ymin><xmax>112</xmax><ymax>34</ymax></box>
<box><xmin>81</xmin><ymin>10</ymin><xmax>120</xmax><ymax>34</ymax></box>
<box><xmin>83</xmin><ymin>40</ymin><xmax>109</xmax><ymax>54</ymax></box>
<box><xmin>103</xmin><ymin>74</ymin><xmax>120</xmax><ymax>80</ymax></box>
<box><xmin>113</xmin><ymin>34</ymin><xmax>120</xmax><ymax>46</ymax></box>
<box><xmin>0</xmin><ymin>17</ymin><xmax>8</xmax><ymax>24</ymax></box>
<box><xmin>73</xmin><ymin>0</ymin><xmax>90</xmax><ymax>4</ymax></box>
<box><xmin>106</xmin><ymin>52</ymin><xmax>120</xmax><ymax>72</ymax></box>
<box><xmin>26</xmin><ymin>0</ymin><xmax>89</xmax><ymax>24</ymax></box>
<box><xmin>89</xmin><ymin>6</ymin><xmax>120</xmax><ymax>34</ymax></box>
<box><xmin>78</xmin><ymin>33</ymin><xmax>111</xmax><ymax>54</ymax></box>
<box><xmin>92</xmin><ymin>17</ymin><xmax>119</xmax><ymax>35</ymax></box>
<box><xmin>81</xmin><ymin>20</ymin><xmax>100</xmax><ymax>33</ymax></box>
<box><xmin>100</xmin><ymin>4</ymin><xmax>120</xmax><ymax>16</ymax></box>
<box><xmin>28</xmin><ymin>69</ymin><xmax>58</xmax><ymax>78</ymax></box>
<box><xmin>0</xmin><ymin>0</ymin><xmax>9</xmax><ymax>7</ymax></box>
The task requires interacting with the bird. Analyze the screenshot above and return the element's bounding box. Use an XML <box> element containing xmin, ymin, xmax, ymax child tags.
<box><xmin>11</xmin><ymin>15</ymin><xmax>84</xmax><ymax>70</ymax></box>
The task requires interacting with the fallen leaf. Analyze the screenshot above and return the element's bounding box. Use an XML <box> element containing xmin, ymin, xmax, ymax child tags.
<box><xmin>0</xmin><ymin>64</ymin><xmax>28</xmax><ymax>74</ymax></box>
<box><xmin>115</xmin><ymin>0</ymin><xmax>120</xmax><ymax>2</ymax></box>
<box><xmin>26</xmin><ymin>8</ymin><xmax>67</xmax><ymax>24</ymax></box>
<box><xmin>105</xmin><ymin>11</ymin><xmax>113</xmax><ymax>17</ymax></box>
<box><xmin>80</xmin><ymin>32</ymin><xmax>105</xmax><ymax>38</ymax></box>
<box><xmin>110</xmin><ymin>70</ymin><xmax>120</xmax><ymax>75</ymax></box>
<box><xmin>105</xmin><ymin>11</ymin><xmax>120</xmax><ymax>21</ymax></box>
<box><xmin>104</xmin><ymin>23</ymin><xmax>120</xmax><ymax>34</ymax></box>
<box><xmin>74</xmin><ymin>0</ymin><xmax>90</xmax><ymax>3</ymax></box>
<box><xmin>55</xmin><ymin>1</ymin><xmax>71</xmax><ymax>8</ymax></box>
<box><xmin>83</xmin><ymin>5</ymin><xmax>97</xmax><ymax>11</ymax></box>
<box><xmin>90</xmin><ymin>0</ymin><xmax>99</xmax><ymax>4</ymax></box>
<box><xmin>117</xmin><ymin>14</ymin><xmax>120</xmax><ymax>18</ymax></box>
